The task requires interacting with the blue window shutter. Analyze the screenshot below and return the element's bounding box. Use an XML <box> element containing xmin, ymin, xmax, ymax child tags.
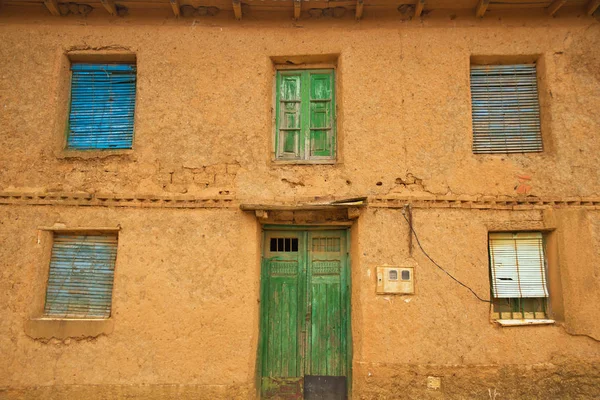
<box><xmin>44</xmin><ymin>234</ymin><xmax>118</xmax><ymax>319</ymax></box>
<box><xmin>470</xmin><ymin>64</ymin><xmax>542</xmax><ymax>154</ymax></box>
<box><xmin>67</xmin><ymin>63</ymin><xmax>136</xmax><ymax>150</ymax></box>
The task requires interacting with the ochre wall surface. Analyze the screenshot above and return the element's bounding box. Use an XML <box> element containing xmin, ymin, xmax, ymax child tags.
<box><xmin>1</xmin><ymin>8</ymin><xmax>599</xmax><ymax>399</ymax></box>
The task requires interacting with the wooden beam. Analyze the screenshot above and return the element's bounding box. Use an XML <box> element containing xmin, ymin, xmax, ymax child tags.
<box><xmin>233</xmin><ymin>0</ymin><xmax>242</xmax><ymax>20</ymax></box>
<box><xmin>355</xmin><ymin>0</ymin><xmax>364</xmax><ymax>20</ymax></box>
<box><xmin>43</xmin><ymin>0</ymin><xmax>61</xmax><ymax>16</ymax></box>
<box><xmin>415</xmin><ymin>0</ymin><xmax>425</xmax><ymax>18</ymax></box>
<box><xmin>475</xmin><ymin>0</ymin><xmax>490</xmax><ymax>18</ymax></box>
<box><xmin>170</xmin><ymin>0</ymin><xmax>180</xmax><ymax>17</ymax></box>
<box><xmin>100</xmin><ymin>0</ymin><xmax>117</xmax><ymax>15</ymax></box>
<box><xmin>547</xmin><ymin>0</ymin><xmax>567</xmax><ymax>16</ymax></box>
<box><xmin>587</xmin><ymin>0</ymin><xmax>600</xmax><ymax>15</ymax></box>
<box><xmin>294</xmin><ymin>0</ymin><xmax>301</xmax><ymax>20</ymax></box>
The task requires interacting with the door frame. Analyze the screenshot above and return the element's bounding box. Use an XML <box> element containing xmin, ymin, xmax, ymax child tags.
<box><xmin>256</xmin><ymin>225</ymin><xmax>353</xmax><ymax>399</ymax></box>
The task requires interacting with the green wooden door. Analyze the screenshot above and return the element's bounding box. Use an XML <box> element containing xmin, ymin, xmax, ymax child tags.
<box><xmin>260</xmin><ymin>229</ymin><xmax>350</xmax><ymax>399</ymax></box>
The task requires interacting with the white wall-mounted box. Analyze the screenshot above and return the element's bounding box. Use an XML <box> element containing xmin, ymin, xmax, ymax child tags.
<box><xmin>376</xmin><ymin>266</ymin><xmax>414</xmax><ymax>294</ymax></box>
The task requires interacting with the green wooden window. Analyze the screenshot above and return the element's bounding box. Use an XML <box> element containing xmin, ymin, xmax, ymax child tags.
<box><xmin>275</xmin><ymin>69</ymin><xmax>336</xmax><ymax>161</ymax></box>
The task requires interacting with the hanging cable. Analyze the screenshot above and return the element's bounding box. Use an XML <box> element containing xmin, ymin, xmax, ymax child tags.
<box><xmin>402</xmin><ymin>206</ymin><xmax>492</xmax><ymax>304</ymax></box>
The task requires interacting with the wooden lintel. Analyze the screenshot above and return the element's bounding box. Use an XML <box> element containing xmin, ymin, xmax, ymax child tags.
<box><xmin>355</xmin><ymin>0</ymin><xmax>364</xmax><ymax>20</ymax></box>
<box><xmin>170</xmin><ymin>0</ymin><xmax>181</xmax><ymax>17</ymax></box>
<box><xmin>233</xmin><ymin>0</ymin><xmax>242</xmax><ymax>20</ymax></box>
<box><xmin>475</xmin><ymin>0</ymin><xmax>490</xmax><ymax>18</ymax></box>
<box><xmin>415</xmin><ymin>0</ymin><xmax>425</xmax><ymax>17</ymax></box>
<box><xmin>43</xmin><ymin>0</ymin><xmax>61</xmax><ymax>16</ymax></box>
<box><xmin>100</xmin><ymin>0</ymin><xmax>117</xmax><ymax>15</ymax></box>
<box><xmin>587</xmin><ymin>0</ymin><xmax>600</xmax><ymax>15</ymax></box>
<box><xmin>294</xmin><ymin>0</ymin><xmax>301</xmax><ymax>20</ymax></box>
<box><xmin>547</xmin><ymin>0</ymin><xmax>567</xmax><ymax>16</ymax></box>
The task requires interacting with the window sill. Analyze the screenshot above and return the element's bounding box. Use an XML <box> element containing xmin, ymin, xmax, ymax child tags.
<box><xmin>24</xmin><ymin>317</ymin><xmax>114</xmax><ymax>340</ymax></box>
<box><xmin>496</xmin><ymin>319</ymin><xmax>555</xmax><ymax>327</ymax></box>
<box><xmin>57</xmin><ymin>149</ymin><xmax>134</xmax><ymax>160</ymax></box>
<box><xmin>272</xmin><ymin>159</ymin><xmax>337</xmax><ymax>166</ymax></box>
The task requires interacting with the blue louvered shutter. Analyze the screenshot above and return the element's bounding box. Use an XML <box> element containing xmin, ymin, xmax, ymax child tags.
<box><xmin>470</xmin><ymin>64</ymin><xmax>542</xmax><ymax>154</ymax></box>
<box><xmin>44</xmin><ymin>234</ymin><xmax>118</xmax><ymax>319</ymax></box>
<box><xmin>67</xmin><ymin>63</ymin><xmax>136</xmax><ymax>150</ymax></box>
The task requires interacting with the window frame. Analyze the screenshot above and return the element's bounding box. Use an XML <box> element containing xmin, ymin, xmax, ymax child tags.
<box><xmin>487</xmin><ymin>231</ymin><xmax>554</xmax><ymax>325</ymax></box>
<box><xmin>25</xmin><ymin>227</ymin><xmax>120</xmax><ymax>340</ymax></box>
<box><xmin>273</xmin><ymin>67</ymin><xmax>337</xmax><ymax>164</ymax></box>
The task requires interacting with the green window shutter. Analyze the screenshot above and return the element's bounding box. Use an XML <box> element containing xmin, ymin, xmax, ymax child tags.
<box><xmin>308</xmin><ymin>71</ymin><xmax>334</xmax><ymax>158</ymax></box>
<box><xmin>277</xmin><ymin>72</ymin><xmax>303</xmax><ymax>159</ymax></box>
<box><xmin>275</xmin><ymin>69</ymin><xmax>335</xmax><ymax>161</ymax></box>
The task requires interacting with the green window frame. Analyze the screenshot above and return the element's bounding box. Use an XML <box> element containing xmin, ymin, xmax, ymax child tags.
<box><xmin>275</xmin><ymin>69</ymin><xmax>336</xmax><ymax>161</ymax></box>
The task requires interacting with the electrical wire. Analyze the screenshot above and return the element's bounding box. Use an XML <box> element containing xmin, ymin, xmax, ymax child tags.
<box><xmin>401</xmin><ymin>208</ymin><xmax>492</xmax><ymax>304</ymax></box>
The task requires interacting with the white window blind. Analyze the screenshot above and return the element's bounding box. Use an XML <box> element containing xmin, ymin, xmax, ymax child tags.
<box><xmin>489</xmin><ymin>232</ymin><xmax>548</xmax><ymax>298</ymax></box>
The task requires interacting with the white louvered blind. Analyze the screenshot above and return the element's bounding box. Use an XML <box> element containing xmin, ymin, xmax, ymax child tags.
<box><xmin>470</xmin><ymin>64</ymin><xmax>543</xmax><ymax>154</ymax></box>
<box><xmin>489</xmin><ymin>232</ymin><xmax>548</xmax><ymax>298</ymax></box>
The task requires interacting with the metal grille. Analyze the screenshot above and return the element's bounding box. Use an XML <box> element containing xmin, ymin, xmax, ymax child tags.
<box><xmin>67</xmin><ymin>63</ymin><xmax>136</xmax><ymax>150</ymax></box>
<box><xmin>489</xmin><ymin>232</ymin><xmax>548</xmax><ymax>298</ymax></box>
<box><xmin>270</xmin><ymin>237</ymin><xmax>299</xmax><ymax>252</ymax></box>
<box><xmin>312</xmin><ymin>237</ymin><xmax>340</xmax><ymax>252</ymax></box>
<box><xmin>470</xmin><ymin>64</ymin><xmax>542</xmax><ymax>154</ymax></box>
<box><xmin>44</xmin><ymin>233</ymin><xmax>118</xmax><ymax>319</ymax></box>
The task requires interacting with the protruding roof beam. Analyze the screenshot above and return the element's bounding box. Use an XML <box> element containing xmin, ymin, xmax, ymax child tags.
<box><xmin>587</xmin><ymin>0</ymin><xmax>600</xmax><ymax>15</ymax></box>
<box><xmin>100</xmin><ymin>0</ymin><xmax>117</xmax><ymax>15</ymax></box>
<box><xmin>415</xmin><ymin>0</ymin><xmax>425</xmax><ymax>17</ymax></box>
<box><xmin>43</xmin><ymin>0</ymin><xmax>61</xmax><ymax>16</ymax></box>
<box><xmin>170</xmin><ymin>0</ymin><xmax>180</xmax><ymax>17</ymax></box>
<box><xmin>356</xmin><ymin>0</ymin><xmax>364</xmax><ymax>20</ymax></box>
<box><xmin>294</xmin><ymin>0</ymin><xmax>301</xmax><ymax>20</ymax></box>
<box><xmin>475</xmin><ymin>0</ymin><xmax>490</xmax><ymax>18</ymax></box>
<box><xmin>233</xmin><ymin>0</ymin><xmax>242</xmax><ymax>20</ymax></box>
<box><xmin>547</xmin><ymin>0</ymin><xmax>567</xmax><ymax>16</ymax></box>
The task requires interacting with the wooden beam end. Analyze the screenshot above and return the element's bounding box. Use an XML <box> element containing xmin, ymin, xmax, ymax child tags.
<box><xmin>293</xmin><ymin>0</ymin><xmax>301</xmax><ymax>20</ymax></box>
<box><xmin>547</xmin><ymin>0</ymin><xmax>567</xmax><ymax>16</ymax></box>
<box><xmin>355</xmin><ymin>0</ymin><xmax>364</xmax><ymax>20</ymax></box>
<box><xmin>170</xmin><ymin>0</ymin><xmax>181</xmax><ymax>17</ymax></box>
<box><xmin>475</xmin><ymin>0</ymin><xmax>490</xmax><ymax>18</ymax></box>
<box><xmin>587</xmin><ymin>0</ymin><xmax>600</xmax><ymax>15</ymax></box>
<box><xmin>415</xmin><ymin>0</ymin><xmax>425</xmax><ymax>18</ymax></box>
<box><xmin>100</xmin><ymin>0</ymin><xmax>117</xmax><ymax>15</ymax></box>
<box><xmin>43</xmin><ymin>0</ymin><xmax>61</xmax><ymax>16</ymax></box>
<box><xmin>233</xmin><ymin>0</ymin><xmax>242</xmax><ymax>20</ymax></box>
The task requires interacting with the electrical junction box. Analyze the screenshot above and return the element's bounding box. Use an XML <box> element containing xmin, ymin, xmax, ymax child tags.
<box><xmin>376</xmin><ymin>266</ymin><xmax>415</xmax><ymax>294</ymax></box>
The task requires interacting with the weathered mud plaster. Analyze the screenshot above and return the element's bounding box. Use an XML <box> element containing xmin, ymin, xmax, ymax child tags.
<box><xmin>0</xmin><ymin>7</ymin><xmax>599</xmax><ymax>400</ymax></box>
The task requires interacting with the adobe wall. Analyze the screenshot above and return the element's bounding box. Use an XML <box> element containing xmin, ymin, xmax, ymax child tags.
<box><xmin>0</xmin><ymin>8</ymin><xmax>599</xmax><ymax>400</ymax></box>
<box><xmin>0</xmin><ymin>11</ymin><xmax>598</xmax><ymax>200</ymax></box>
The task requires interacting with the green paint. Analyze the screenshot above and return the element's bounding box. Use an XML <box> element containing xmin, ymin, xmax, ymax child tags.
<box><xmin>259</xmin><ymin>229</ymin><xmax>350</xmax><ymax>399</ymax></box>
<box><xmin>275</xmin><ymin>70</ymin><xmax>336</xmax><ymax>161</ymax></box>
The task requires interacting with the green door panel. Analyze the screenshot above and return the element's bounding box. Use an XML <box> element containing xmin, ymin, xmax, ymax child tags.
<box><xmin>260</xmin><ymin>229</ymin><xmax>350</xmax><ymax>399</ymax></box>
<box><xmin>307</xmin><ymin>232</ymin><xmax>347</xmax><ymax>377</ymax></box>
